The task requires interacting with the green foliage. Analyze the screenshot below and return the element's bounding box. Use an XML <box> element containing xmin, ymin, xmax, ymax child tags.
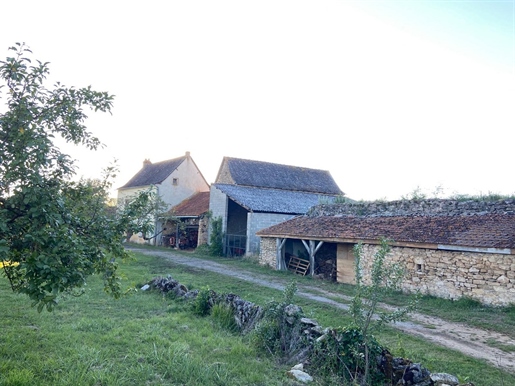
<box><xmin>351</xmin><ymin>239</ymin><xmax>416</xmax><ymax>334</ymax></box>
<box><xmin>208</xmin><ymin>216</ymin><xmax>224</xmax><ymax>257</ymax></box>
<box><xmin>350</xmin><ymin>238</ymin><xmax>418</xmax><ymax>384</ymax></box>
<box><xmin>310</xmin><ymin>326</ymin><xmax>384</xmax><ymax>384</ymax></box>
<box><xmin>252</xmin><ymin>281</ymin><xmax>306</xmax><ymax>361</ymax></box>
<box><xmin>0</xmin><ymin>43</ymin><xmax>155</xmax><ymax>311</ymax></box>
<box><xmin>192</xmin><ymin>286</ymin><xmax>213</xmax><ymax>316</ymax></box>
<box><xmin>116</xmin><ymin>186</ymin><xmax>167</xmax><ymax>241</ymax></box>
<box><xmin>193</xmin><ymin>243</ymin><xmax>210</xmax><ymax>255</ymax></box>
<box><xmin>449</xmin><ymin>192</ymin><xmax>515</xmax><ymax>201</ymax></box>
<box><xmin>333</xmin><ymin>194</ymin><xmax>349</xmax><ymax>204</ymax></box>
<box><xmin>319</xmin><ymin>194</ymin><xmax>348</xmax><ymax>204</ymax></box>
<box><xmin>401</xmin><ymin>186</ymin><xmax>427</xmax><ymax>201</ymax></box>
<box><xmin>211</xmin><ymin>302</ymin><xmax>238</xmax><ymax>332</ymax></box>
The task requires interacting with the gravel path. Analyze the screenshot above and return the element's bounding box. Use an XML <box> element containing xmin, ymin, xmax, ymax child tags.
<box><xmin>128</xmin><ymin>247</ymin><xmax>515</xmax><ymax>374</ymax></box>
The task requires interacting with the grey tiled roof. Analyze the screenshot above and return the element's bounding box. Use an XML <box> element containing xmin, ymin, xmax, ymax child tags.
<box><xmin>119</xmin><ymin>157</ymin><xmax>186</xmax><ymax>189</ymax></box>
<box><xmin>225</xmin><ymin>157</ymin><xmax>342</xmax><ymax>194</ymax></box>
<box><xmin>214</xmin><ymin>184</ymin><xmax>340</xmax><ymax>214</ymax></box>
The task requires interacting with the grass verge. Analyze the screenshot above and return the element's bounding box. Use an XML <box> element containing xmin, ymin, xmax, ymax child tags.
<box><xmin>1</xmin><ymin>248</ymin><xmax>514</xmax><ymax>385</ymax></box>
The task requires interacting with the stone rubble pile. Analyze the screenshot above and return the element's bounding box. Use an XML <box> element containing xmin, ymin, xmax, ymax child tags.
<box><xmin>145</xmin><ymin>275</ymin><xmax>474</xmax><ymax>385</ymax></box>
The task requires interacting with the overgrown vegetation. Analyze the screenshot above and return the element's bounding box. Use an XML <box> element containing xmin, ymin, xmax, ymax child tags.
<box><xmin>348</xmin><ymin>239</ymin><xmax>418</xmax><ymax>384</ymax></box>
<box><xmin>251</xmin><ymin>281</ymin><xmax>307</xmax><ymax>362</ymax></box>
<box><xmin>192</xmin><ymin>286</ymin><xmax>213</xmax><ymax>316</ymax></box>
<box><xmin>211</xmin><ymin>302</ymin><xmax>239</xmax><ymax>332</ymax></box>
<box><xmin>311</xmin><ymin>326</ymin><xmax>384</xmax><ymax>384</ymax></box>
<box><xmin>208</xmin><ymin>214</ymin><xmax>224</xmax><ymax>257</ymax></box>
<box><xmin>180</xmin><ymin>240</ymin><xmax>421</xmax><ymax>384</ymax></box>
<box><xmin>400</xmin><ymin>185</ymin><xmax>515</xmax><ymax>201</ymax></box>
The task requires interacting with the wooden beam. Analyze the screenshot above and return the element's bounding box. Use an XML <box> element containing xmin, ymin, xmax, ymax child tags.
<box><xmin>300</xmin><ymin>239</ymin><xmax>324</xmax><ymax>276</ymax></box>
<box><xmin>276</xmin><ymin>238</ymin><xmax>287</xmax><ymax>270</ymax></box>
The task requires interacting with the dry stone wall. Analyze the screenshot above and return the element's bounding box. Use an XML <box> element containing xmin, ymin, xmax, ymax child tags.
<box><xmin>259</xmin><ymin>237</ymin><xmax>276</xmax><ymax>268</ymax></box>
<box><xmin>309</xmin><ymin>198</ymin><xmax>515</xmax><ymax>218</ymax></box>
<box><xmin>359</xmin><ymin>244</ymin><xmax>515</xmax><ymax>306</ymax></box>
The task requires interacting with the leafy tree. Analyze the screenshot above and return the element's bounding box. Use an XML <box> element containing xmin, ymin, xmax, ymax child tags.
<box><xmin>117</xmin><ymin>186</ymin><xmax>168</xmax><ymax>243</ymax></box>
<box><xmin>0</xmin><ymin>43</ymin><xmax>153</xmax><ymax>311</ymax></box>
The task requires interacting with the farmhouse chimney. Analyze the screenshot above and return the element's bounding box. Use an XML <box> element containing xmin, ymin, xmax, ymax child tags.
<box><xmin>143</xmin><ymin>159</ymin><xmax>151</xmax><ymax>167</ymax></box>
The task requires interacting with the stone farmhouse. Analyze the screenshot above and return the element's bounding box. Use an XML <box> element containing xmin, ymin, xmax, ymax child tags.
<box><xmin>209</xmin><ymin>157</ymin><xmax>344</xmax><ymax>256</ymax></box>
<box><xmin>117</xmin><ymin>151</ymin><xmax>209</xmax><ymax>244</ymax></box>
<box><xmin>257</xmin><ymin>199</ymin><xmax>515</xmax><ymax>306</ymax></box>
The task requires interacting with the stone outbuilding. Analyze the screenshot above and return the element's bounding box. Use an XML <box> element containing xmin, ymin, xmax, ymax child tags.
<box><xmin>117</xmin><ymin>151</ymin><xmax>209</xmax><ymax>244</ymax></box>
<box><xmin>209</xmin><ymin>157</ymin><xmax>344</xmax><ymax>256</ymax></box>
<box><xmin>257</xmin><ymin>199</ymin><xmax>515</xmax><ymax>306</ymax></box>
<box><xmin>161</xmin><ymin>191</ymin><xmax>210</xmax><ymax>249</ymax></box>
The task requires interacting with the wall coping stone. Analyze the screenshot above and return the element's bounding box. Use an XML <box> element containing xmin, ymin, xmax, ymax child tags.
<box><xmin>308</xmin><ymin>198</ymin><xmax>515</xmax><ymax>218</ymax></box>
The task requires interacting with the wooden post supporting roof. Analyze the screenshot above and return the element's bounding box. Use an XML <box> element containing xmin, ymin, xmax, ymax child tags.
<box><xmin>276</xmin><ymin>238</ymin><xmax>287</xmax><ymax>270</ymax></box>
<box><xmin>301</xmin><ymin>239</ymin><xmax>324</xmax><ymax>276</ymax></box>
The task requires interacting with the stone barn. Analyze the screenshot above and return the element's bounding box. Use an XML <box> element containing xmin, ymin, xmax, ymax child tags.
<box><xmin>209</xmin><ymin>156</ymin><xmax>344</xmax><ymax>256</ymax></box>
<box><xmin>257</xmin><ymin>199</ymin><xmax>515</xmax><ymax>306</ymax></box>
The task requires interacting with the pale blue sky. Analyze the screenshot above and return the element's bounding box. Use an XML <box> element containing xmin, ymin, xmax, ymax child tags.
<box><xmin>1</xmin><ymin>1</ymin><xmax>514</xmax><ymax>200</ymax></box>
<box><xmin>360</xmin><ymin>1</ymin><xmax>513</xmax><ymax>69</ymax></box>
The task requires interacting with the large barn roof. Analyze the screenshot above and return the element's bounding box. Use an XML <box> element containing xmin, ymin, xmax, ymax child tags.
<box><xmin>214</xmin><ymin>184</ymin><xmax>339</xmax><ymax>214</ymax></box>
<box><xmin>217</xmin><ymin>157</ymin><xmax>343</xmax><ymax>195</ymax></box>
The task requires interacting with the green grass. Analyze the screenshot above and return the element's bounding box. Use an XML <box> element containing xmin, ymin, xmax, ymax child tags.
<box><xmin>2</xmin><ymin>248</ymin><xmax>515</xmax><ymax>385</ymax></box>
<box><xmin>183</xmin><ymin>245</ymin><xmax>515</xmax><ymax>340</ymax></box>
<box><xmin>485</xmin><ymin>338</ymin><xmax>515</xmax><ymax>353</ymax></box>
<box><xmin>0</xmin><ymin>255</ymin><xmax>295</xmax><ymax>386</ymax></box>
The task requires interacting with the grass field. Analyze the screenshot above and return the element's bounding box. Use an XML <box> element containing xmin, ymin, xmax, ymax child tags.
<box><xmin>1</xmin><ymin>248</ymin><xmax>515</xmax><ymax>385</ymax></box>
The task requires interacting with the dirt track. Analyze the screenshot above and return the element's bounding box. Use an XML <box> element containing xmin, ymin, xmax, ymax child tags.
<box><xmin>128</xmin><ymin>246</ymin><xmax>515</xmax><ymax>374</ymax></box>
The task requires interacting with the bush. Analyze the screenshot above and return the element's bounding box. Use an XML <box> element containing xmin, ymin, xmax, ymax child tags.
<box><xmin>209</xmin><ymin>216</ymin><xmax>224</xmax><ymax>257</ymax></box>
<box><xmin>192</xmin><ymin>286</ymin><xmax>213</xmax><ymax>316</ymax></box>
<box><xmin>310</xmin><ymin>326</ymin><xmax>385</xmax><ymax>384</ymax></box>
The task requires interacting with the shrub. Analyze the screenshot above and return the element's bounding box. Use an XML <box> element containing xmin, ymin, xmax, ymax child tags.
<box><xmin>310</xmin><ymin>326</ymin><xmax>385</xmax><ymax>385</ymax></box>
<box><xmin>192</xmin><ymin>286</ymin><xmax>213</xmax><ymax>316</ymax></box>
<box><xmin>209</xmin><ymin>216</ymin><xmax>224</xmax><ymax>257</ymax></box>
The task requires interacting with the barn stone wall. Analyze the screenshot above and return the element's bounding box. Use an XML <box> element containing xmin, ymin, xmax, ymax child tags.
<box><xmin>259</xmin><ymin>237</ymin><xmax>277</xmax><ymax>268</ymax></box>
<box><xmin>359</xmin><ymin>244</ymin><xmax>515</xmax><ymax>306</ymax></box>
<box><xmin>260</xmin><ymin>237</ymin><xmax>515</xmax><ymax>305</ymax></box>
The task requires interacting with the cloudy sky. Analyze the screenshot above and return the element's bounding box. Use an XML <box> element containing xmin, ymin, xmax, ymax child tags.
<box><xmin>1</xmin><ymin>1</ymin><xmax>514</xmax><ymax>200</ymax></box>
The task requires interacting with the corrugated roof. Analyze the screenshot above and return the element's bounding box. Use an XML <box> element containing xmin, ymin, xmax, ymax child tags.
<box><xmin>119</xmin><ymin>156</ymin><xmax>186</xmax><ymax>189</ymax></box>
<box><xmin>222</xmin><ymin>157</ymin><xmax>342</xmax><ymax>194</ymax></box>
<box><xmin>168</xmin><ymin>192</ymin><xmax>210</xmax><ymax>217</ymax></box>
<box><xmin>257</xmin><ymin>213</ymin><xmax>515</xmax><ymax>250</ymax></box>
<box><xmin>214</xmin><ymin>184</ymin><xmax>340</xmax><ymax>214</ymax></box>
